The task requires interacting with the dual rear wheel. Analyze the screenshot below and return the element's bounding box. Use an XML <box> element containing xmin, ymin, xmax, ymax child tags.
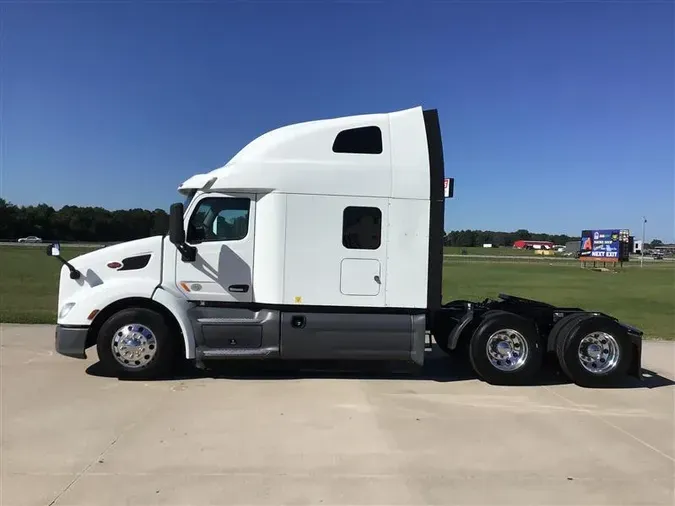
<box><xmin>551</xmin><ymin>313</ymin><xmax>633</xmax><ymax>387</ymax></box>
<box><xmin>465</xmin><ymin>310</ymin><xmax>633</xmax><ymax>387</ymax></box>
<box><xmin>468</xmin><ymin>311</ymin><xmax>543</xmax><ymax>385</ymax></box>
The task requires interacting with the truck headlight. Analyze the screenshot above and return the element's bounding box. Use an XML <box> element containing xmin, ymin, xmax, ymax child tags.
<box><xmin>59</xmin><ymin>303</ymin><xmax>76</xmax><ymax>319</ymax></box>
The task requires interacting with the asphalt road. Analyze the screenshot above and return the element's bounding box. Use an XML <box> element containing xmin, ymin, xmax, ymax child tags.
<box><xmin>1</xmin><ymin>325</ymin><xmax>674</xmax><ymax>506</ymax></box>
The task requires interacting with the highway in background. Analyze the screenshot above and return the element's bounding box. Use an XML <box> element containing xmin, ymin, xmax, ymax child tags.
<box><xmin>0</xmin><ymin>242</ymin><xmax>106</xmax><ymax>248</ymax></box>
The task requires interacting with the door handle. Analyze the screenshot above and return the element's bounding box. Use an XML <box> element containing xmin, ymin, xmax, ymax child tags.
<box><xmin>228</xmin><ymin>284</ymin><xmax>249</xmax><ymax>293</ymax></box>
<box><xmin>374</xmin><ymin>275</ymin><xmax>381</xmax><ymax>284</ymax></box>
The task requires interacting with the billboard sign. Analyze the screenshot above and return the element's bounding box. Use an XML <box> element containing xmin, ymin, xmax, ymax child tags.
<box><xmin>579</xmin><ymin>229</ymin><xmax>630</xmax><ymax>262</ymax></box>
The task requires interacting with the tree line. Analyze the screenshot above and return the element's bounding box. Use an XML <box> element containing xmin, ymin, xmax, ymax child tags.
<box><xmin>443</xmin><ymin>229</ymin><xmax>579</xmax><ymax>248</ymax></box>
<box><xmin>0</xmin><ymin>199</ymin><xmax>169</xmax><ymax>243</ymax></box>
<box><xmin>1</xmin><ymin>199</ymin><xmax>653</xmax><ymax>248</ymax></box>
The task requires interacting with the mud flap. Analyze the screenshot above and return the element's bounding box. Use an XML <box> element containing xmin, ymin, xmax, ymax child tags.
<box><xmin>627</xmin><ymin>330</ymin><xmax>643</xmax><ymax>380</ymax></box>
<box><xmin>447</xmin><ymin>310</ymin><xmax>476</xmax><ymax>350</ymax></box>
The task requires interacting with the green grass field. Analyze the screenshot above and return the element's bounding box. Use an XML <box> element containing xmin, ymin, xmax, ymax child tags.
<box><xmin>1</xmin><ymin>245</ymin><xmax>673</xmax><ymax>339</ymax></box>
<box><xmin>0</xmin><ymin>246</ymin><xmax>93</xmax><ymax>324</ymax></box>
<box><xmin>443</xmin><ymin>259</ymin><xmax>674</xmax><ymax>339</ymax></box>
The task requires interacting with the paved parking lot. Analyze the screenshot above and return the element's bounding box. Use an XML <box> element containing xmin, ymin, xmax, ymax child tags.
<box><xmin>2</xmin><ymin>324</ymin><xmax>674</xmax><ymax>505</ymax></box>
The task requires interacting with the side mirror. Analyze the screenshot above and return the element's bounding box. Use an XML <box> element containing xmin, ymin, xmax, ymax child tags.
<box><xmin>169</xmin><ymin>203</ymin><xmax>185</xmax><ymax>245</ymax></box>
<box><xmin>46</xmin><ymin>243</ymin><xmax>61</xmax><ymax>257</ymax></box>
<box><xmin>168</xmin><ymin>202</ymin><xmax>196</xmax><ymax>262</ymax></box>
<box><xmin>45</xmin><ymin>242</ymin><xmax>81</xmax><ymax>279</ymax></box>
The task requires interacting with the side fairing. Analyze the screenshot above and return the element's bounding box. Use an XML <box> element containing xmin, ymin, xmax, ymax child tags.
<box><xmin>422</xmin><ymin>109</ymin><xmax>446</xmax><ymax>314</ymax></box>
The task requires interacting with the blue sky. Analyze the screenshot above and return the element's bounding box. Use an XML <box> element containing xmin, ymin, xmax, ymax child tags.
<box><xmin>1</xmin><ymin>1</ymin><xmax>673</xmax><ymax>240</ymax></box>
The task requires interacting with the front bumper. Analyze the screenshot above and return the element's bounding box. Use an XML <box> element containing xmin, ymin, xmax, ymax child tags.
<box><xmin>55</xmin><ymin>325</ymin><xmax>90</xmax><ymax>359</ymax></box>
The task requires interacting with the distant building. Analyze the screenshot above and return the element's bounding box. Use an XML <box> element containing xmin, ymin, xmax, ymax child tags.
<box><xmin>653</xmin><ymin>244</ymin><xmax>675</xmax><ymax>255</ymax></box>
<box><xmin>565</xmin><ymin>240</ymin><xmax>579</xmax><ymax>254</ymax></box>
<box><xmin>633</xmin><ymin>239</ymin><xmax>644</xmax><ymax>254</ymax></box>
<box><xmin>513</xmin><ymin>240</ymin><xmax>554</xmax><ymax>250</ymax></box>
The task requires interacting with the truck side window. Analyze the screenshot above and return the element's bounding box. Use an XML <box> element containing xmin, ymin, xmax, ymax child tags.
<box><xmin>187</xmin><ymin>197</ymin><xmax>250</xmax><ymax>243</ymax></box>
<box><xmin>332</xmin><ymin>126</ymin><xmax>383</xmax><ymax>154</ymax></box>
<box><xmin>342</xmin><ymin>206</ymin><xmax>381</xmax><ymax>250</ymax></box>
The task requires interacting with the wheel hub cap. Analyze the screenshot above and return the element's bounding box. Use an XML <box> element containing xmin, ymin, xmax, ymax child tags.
<box><xmin>496</xmin><ymin>341</ymin><xmax>513</xmax><ymax>355</ymax></box>
<box><xmin>486</xmin><ymin>329</ymin><xmax>529</xmax><ymax>372</ymax></box>
<box><xmin>577</xmin><ymin>332</ymin><xmax>619</xmax><ymax>375</ymax></box>
<box><xmin>112</xmin><ymin>323</ymin><xmax>157</xmax><ymax>369</ymax></box>
<box><xmin>587</xmin><ymin>343</ymin><xmax>602</xmax><ymax>359</ymax></box>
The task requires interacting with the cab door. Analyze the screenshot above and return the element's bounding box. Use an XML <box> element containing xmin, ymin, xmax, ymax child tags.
<box><xmin>174</xmin><ymin>193</ymin><xmax>255</xmax><ymax>302</ymax></box>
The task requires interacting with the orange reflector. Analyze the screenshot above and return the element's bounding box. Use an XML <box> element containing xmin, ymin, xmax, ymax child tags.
<box><xmin>180</xmin><ymin>282</ymin><xmax>191</xmax><ymax>292</ymax></box>
<box><xmin>87</xmin><ymin>309</ymin><xmax>100</xmax><ymax>320</ymax></box>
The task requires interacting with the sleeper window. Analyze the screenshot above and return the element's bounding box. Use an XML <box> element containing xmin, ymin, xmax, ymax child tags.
<box><xmin>342</xmin><ymin>206</ymin><xmax>382</xmax><ymax>250</ymax></box>
<box><xmin>332</xmin><ymin>126</ymin><xmax>383</xmax><ymax>154</ymax></box>
<box><xmin>187</xmin><ymin>197</ymin><xmax>250</xmax><ymax>243</ymax></box>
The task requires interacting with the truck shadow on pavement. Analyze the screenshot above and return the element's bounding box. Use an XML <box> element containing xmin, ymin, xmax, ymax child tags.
<box><xmin>85</xmin><ymin>346</ymin><xmax>675</xmax><ymax>389</ymax></box>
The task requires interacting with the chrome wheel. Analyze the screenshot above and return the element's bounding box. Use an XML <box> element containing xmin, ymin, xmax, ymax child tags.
<box><xmin>111</xmin><ymin>323</ymin><xmax>158</xmax><ymax>369</ymax></box>
<box><xmin>577</xmin><ymin>332</ymin><xmax>619</xmax><ymax>375</ymax></box>
<box><xmin>486</xmin><ymin>329</ymin><xmax>529</xmax><ymax>372</ymax></box>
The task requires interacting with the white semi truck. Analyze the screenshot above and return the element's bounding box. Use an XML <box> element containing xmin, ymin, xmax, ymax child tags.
<box><xmin>47</xmin><ymin>106</ymin><xmax>643</xmax><ymax>387</ymax></box>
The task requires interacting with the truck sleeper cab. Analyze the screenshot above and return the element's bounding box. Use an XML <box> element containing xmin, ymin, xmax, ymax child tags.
<box><xmin>50</xmin><ymin>106</ymin><xmax>643</xmax><ymax>387</ymax></box>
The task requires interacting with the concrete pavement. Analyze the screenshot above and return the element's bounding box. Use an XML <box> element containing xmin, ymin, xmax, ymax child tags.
<box><xmin>1</xmin><ymin>324</ymin><xmax>674</xmax><ymax>505</ymax></box>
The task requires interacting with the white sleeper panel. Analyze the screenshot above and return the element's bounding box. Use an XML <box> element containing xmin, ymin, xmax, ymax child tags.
<box><xmin>283</xmin><ymin>194</ymin><xmax>388</xmax><ymax>307</ymax></box>
<box><xmin>283</xmin><ymin>194</ymin><xmax>342</xmax><ymax>306</ymax></box>
<box><xmin>385</xmin><ymin>198</ymin><xmax>430</xmax><ymax>308</ymax></box>
<box><xmin>251</xmin><ymin>192</ymin><xmax>287</xmax><ymax>303</ymax></box>
<box><xmin>389</xmin><ymin>107</ymin><xmax>430</xmax><ymax>200</ymax></box>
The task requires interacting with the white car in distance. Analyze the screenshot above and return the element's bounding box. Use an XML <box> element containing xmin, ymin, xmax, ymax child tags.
<box><xmin>18</xmin><ymin>236</ymin><xmax>42</xmax><ymax>243</ymax></box>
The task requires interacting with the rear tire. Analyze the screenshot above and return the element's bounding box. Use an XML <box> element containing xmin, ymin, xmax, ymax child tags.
<box><xmin>547</xmin><ymin>312</ymin><xmax>594</xmax><ymax>352</ymax></box>
<box><xmin>97</xmin><ymin>307</ymin><xmax>178</xmax><ymax>379</ymax></box>
<box><xmin>450</xmin><ymin>310</ymin><xmax>511</xmax><ymax>358</ymax></box>
<box><xmin>468</xmin><ymin>312</ymin><xmax>543</xmax><ymax>385</ymax></box>
<box><xmin>556</xmin><ymin>315</ymin><xmax>633</xmax><ymax>387</ymax></box>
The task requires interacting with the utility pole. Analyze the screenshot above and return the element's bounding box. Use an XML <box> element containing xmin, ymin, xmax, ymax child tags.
<box><xmin>641</xmin><ymin>216</ymin><xmax>647</xmax><ymax>267</ymax></box>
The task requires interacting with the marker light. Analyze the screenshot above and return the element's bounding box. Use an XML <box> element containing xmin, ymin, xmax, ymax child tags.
<box><xmin>59</xmin><ymin>303</ymin><xmax>76</xmax><ymax>319</ymax></box>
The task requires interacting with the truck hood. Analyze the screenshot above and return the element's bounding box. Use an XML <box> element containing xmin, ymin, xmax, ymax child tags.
<box><xmin>57</xmin><ymin>236</ymin><xmax>165</xmax><ymax>320</ymax></box>
<box><xmin>67</xmin><ymin>236</ymin><xmax>163</xmax><ymax>271</ymax></box>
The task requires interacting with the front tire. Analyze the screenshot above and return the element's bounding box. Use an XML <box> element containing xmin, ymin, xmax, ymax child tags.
<box><xmin>468</xmin><ymin>311</ymin><xmax>544</xmax><ymax>385</ymax></box>
<box><xmin>96</xmin><ymin>307</ymin><xmax>178</xmax><ymax>379</ymax></box>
